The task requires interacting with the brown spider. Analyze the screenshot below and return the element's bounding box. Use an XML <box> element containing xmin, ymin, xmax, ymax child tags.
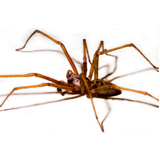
<box><xmin>0</xmin><ymin>30</ymin><xmax>159</xmax><ymax>132</ymax></box>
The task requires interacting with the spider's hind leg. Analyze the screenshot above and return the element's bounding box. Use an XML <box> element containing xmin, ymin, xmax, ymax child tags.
<box><xmin>99</xmin><ymin>43</ymin><xmax>159</xmax><ymax>72</ymax></box>
<box><xmin>109</xmin><ymin>84</ymin><xmax>159</xmax><ymax>101</ymax></box>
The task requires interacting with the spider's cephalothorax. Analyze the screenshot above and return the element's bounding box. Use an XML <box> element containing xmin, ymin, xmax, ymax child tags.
<box><xmin>66</xmin><ymin>70</ymin><xmax>81</xmax><ymax>87</ymax></box>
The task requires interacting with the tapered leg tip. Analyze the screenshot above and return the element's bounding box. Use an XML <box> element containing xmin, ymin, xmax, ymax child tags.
<box><xmin>101</xmin><ymin>125</ymin><xmax>105</xmax><ymax>132</ymax></box>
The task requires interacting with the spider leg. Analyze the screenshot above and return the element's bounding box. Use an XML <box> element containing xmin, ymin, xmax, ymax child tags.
<box><xmin>88</xmin><ymin>41</ymin><xmax>104</xmax><ymax>80</ymax></box>
<box><xmin>109</xmin><ymin>84</ymin><xmax>159</xmax><ymax>101</ymax></box>
<box><xmin>16</xmin><ymin>30</ymin><xmax>78</xmax><ymax>74</ymax></box>
<box><xmin>0</xmin><ymin>73</ymin><xmax>68</xmax><ymax>85</ymax></box>
<box><xmin>0</xmin><ymin>83</ymin><xmax>75</xmax><ymax>107</ymax></box>
<box><xmin>82</xmin><ymin>39</ymin><xmax>91</xmax><ymax>76</ymax></box>
<box><xmin>83</xmin><ymin>39</ymin><xmax>92</xmax><ymax>64</ymax></box>
<box><xmin>80</xmin><ymin>73</ymin><xmax>104</xmax><ymax>132</ymax></box>
<box><xmin>99</xmin><ymin>43</ymin><xmax>159</xmax><ymax>72</ymax></box>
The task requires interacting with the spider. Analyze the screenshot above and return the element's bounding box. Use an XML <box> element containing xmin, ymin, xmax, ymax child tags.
<box><xmin>0</xmin><ymin>30</ymin><xmax>159</xmax><ymax>132</ymax></box>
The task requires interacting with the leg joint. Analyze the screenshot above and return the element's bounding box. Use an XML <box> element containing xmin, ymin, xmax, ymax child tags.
<box><xmin>27</xmin><ymin>73</ymin><xmax>38</xmax><ymax>76</ymax></box>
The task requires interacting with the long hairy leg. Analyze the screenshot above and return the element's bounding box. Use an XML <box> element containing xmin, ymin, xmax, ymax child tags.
<box><xmin>16</xmin><ymin>30</ymin><xmax>78</xmax><ymax>74</ymax></box>
<box><xmin>99</xmin><ymin>43</ymin><xmax>159</xmax><ymax>72</ymax></box>
<box><xmin>88</xmin><ymin>41</ymin><xmax>104</xmax><ymax>80</ymax></box>
<box><xmin>80</xmin><ymin>73</ymin><xmax>104</xmax><ymax>132</ymax></box>
<box><xmin>82</xmin><ymin>39</ymin><xmax>91</xmax><ymax>76</ymax></box>
<box><xmin>0</xmin><ymin>83</ymin><xmax>75</xmax><ymax>107</ymax></box>
<box><xmin>0</xmin><ymin>73</ymin><xmax>68</xmax><ymax>85</ymax></box>
<box><xmin>108</xmin><ymin>84</ymin><xmax>159</xmax><ymax>101</ymax></box>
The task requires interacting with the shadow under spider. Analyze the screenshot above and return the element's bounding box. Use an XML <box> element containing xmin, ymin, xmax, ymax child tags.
<box><xmin>18</xmin><ymin>49</ymin><xmax>83</xmax><ymax>70</ymax></box>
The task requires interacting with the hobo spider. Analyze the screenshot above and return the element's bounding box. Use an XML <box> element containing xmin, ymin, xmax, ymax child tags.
<box><xmin>0</xmin><ymin>30</ymin><xmax>159</xmax><ymax>132</ymax></box>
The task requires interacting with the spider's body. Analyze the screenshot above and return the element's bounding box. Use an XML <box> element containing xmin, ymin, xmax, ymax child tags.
<box><xmin>66</xmin><ymin>70</ymin><xmax>122</xmax><ymax>98</ymax></box>
<box><xmin>0</xmin><ymin>30</ymin><xmax>159</xmax><ymax>132</ymax></box>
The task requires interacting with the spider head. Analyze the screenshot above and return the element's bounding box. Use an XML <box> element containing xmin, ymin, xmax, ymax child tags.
<box><xmin>66</xmin><ymin>70</ymin><xmax>81</xmax><ymax>87</ymax></box>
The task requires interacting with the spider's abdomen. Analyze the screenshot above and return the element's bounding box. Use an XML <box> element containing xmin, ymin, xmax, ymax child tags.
<box><xmin>90</xmin><ymin>83</ymin><xmax>122</xmax><ymax>98</ymax></box>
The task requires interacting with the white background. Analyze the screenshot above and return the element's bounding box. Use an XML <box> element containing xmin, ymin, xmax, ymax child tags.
<box><xmin>0</xmin><ymin>1</ymin><xmax>159</xmax><ymax>160</ymax></box>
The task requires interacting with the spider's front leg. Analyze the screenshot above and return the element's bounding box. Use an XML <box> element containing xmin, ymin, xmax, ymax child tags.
<box><xmin>0</xmin><ymin>72</ymin><xmax>82</xmax><ymax>107</ymax></box>
<box><xmin>80</xmin><ymin>73</ymin><xmax>104</xmax><ymax>132</ymax></box>
<box><xmin>16</xmin><ymin>30</ymin><xmax>79</xmax><ymax>74</ymax></box>
<box><xmin>88</xmin><ymin>40</ymin><xmax>104</xmax><ymax>80</ymax></box>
